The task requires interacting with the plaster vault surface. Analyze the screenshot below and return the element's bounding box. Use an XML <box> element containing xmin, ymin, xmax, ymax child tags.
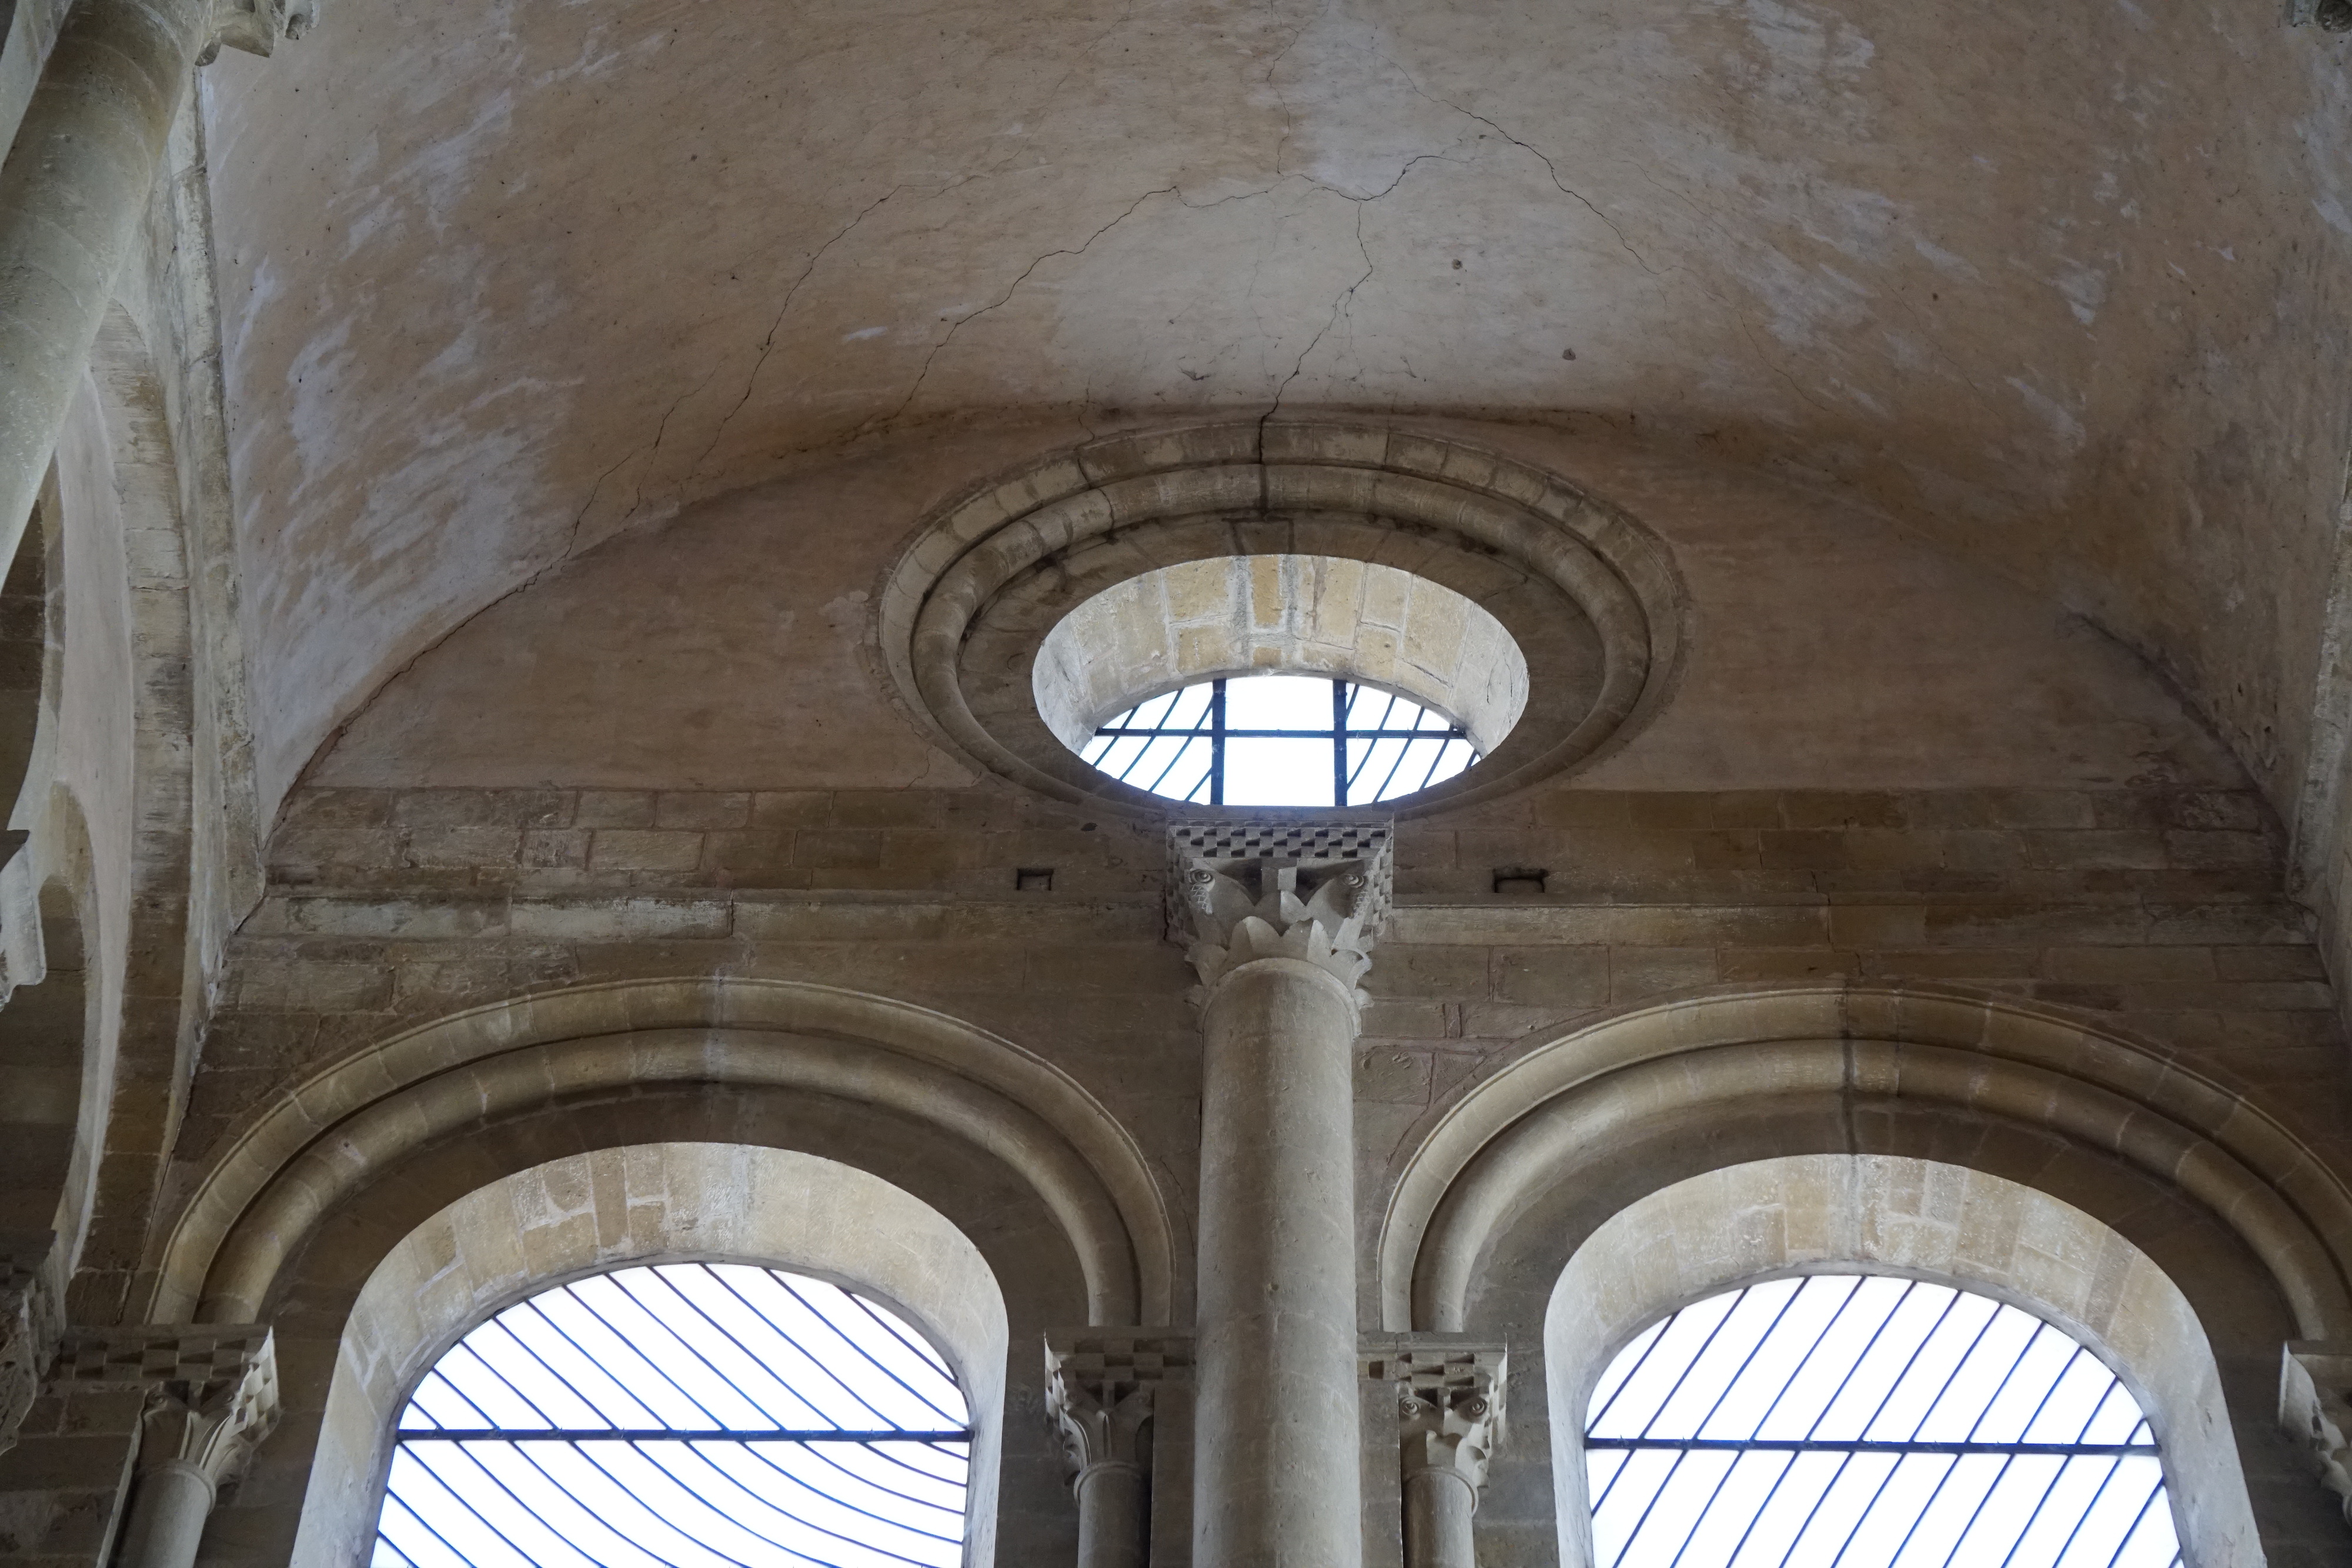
<box><xmin>198</xmin><ymin>0</ymin><xmax>2352</xmax><ymax>820</ymax></box>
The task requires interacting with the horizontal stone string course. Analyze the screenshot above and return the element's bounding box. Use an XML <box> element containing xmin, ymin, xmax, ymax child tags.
<box><xmin>262</xmin><ymin>784</ymin><xmax>2281</xmax><ymax>898</ymax></box>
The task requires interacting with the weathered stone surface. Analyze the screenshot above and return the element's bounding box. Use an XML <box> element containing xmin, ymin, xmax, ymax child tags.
<box><xmin>18</xmin><ymin>10</ymin><xmax>2352</xmax><ymax>1553</ymax></box>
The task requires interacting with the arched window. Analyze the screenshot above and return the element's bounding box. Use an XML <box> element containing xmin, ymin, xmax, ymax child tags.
<box><xmin>373</xmin><ymin>1262</ymin><xmax>973</xmax><ymax>1568</ymax></box>
<box><xmin>1583</xmin><ymin>1275</ymin><xmax>2181</xmax><ymax>1568</ymax></box>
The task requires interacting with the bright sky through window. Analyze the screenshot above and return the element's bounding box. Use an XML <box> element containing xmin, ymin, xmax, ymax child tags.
<box><xmin>1585</xmin><ymin>1275</ymin><xmax>2181</xmax><ymax>1568</ymax></box>
<box><xmin>373</xmin><ymin>1263</ymin><xmax>971</xmax><ymax>1568</ymax></box>
<box><xmin>1081</xmin><ymin>673</ymin><xmax>1478</xmax><ymax>806</ymax></box>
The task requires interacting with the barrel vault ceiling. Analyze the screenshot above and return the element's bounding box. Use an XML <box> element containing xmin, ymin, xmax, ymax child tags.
<box><xmin>197</xmin><ymin>0</ymin><xmax>2352</xmax><ymax>814</ymax></box>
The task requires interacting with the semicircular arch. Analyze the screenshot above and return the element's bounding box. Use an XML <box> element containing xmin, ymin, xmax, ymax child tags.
<box><xmin>1378</xmin><ymin>982</ymin><xmax>2352</xmax><ymax>1341</ymax></box>
<box><xmin>1544</xmin><ymin>1155</ymin><xmax>2260</xmax><ymax>1568</ymax></box>
<box><xmin>153</xmin><ymin>977</ymin><xmax>1177</xmax><ymax>1329</ymax></box>
<box><xmin>250</xmin><ymin>1142</ymin><xmax>1015</xmax><ymax>1568</ymax></box>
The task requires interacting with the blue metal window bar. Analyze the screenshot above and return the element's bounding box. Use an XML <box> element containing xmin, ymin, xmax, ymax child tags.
<box><xmin>1583</xmin><ymin>1275</ymin><xmax>2184</xmax><ymax>1568</ymax></box>
<box><xmin>373</xmin><ymin>1263</ymin><xmax>973</xmax><ymax>1568</ymax></box>
<box><xmin>1080</xmin><ymin>676</ymin><xmax>1478</xmax><ymax>807</ymax></box>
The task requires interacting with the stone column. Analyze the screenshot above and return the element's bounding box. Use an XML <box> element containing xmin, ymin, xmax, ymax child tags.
<box><xmin>1174</xmin><ymin>821</ymin><xmax>1392</xmax><ymax>1568</ymax></box>
<box><xmin>1048</xmin><ymin>1333</ymin><xmax>1192</xmax><ymax>1568</ymax></box>
<box><xmin>0</xmin><ymin>0</ymin><xmax>315</xmax><ymax>568</ymax></box>
<box><xmin>1364</xmin><ymin>1344</ymin><xmax>1507</xmax><ymax>1568</ymax></box>
<box><xmin>49</xmin><ymin>1325</ymin><xmax>278</xmax><ymax>1568</ymax></box>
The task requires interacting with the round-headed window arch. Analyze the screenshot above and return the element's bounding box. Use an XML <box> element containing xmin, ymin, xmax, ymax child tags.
<box><xmin>375</xmin><ymin>1262</ymin><xmax>973</xmax><ymax>1568</ymax></box>
<box><xmin>1583</xmin><ymin>1273</ymin><xmax>2181</xmax><ymax>1568</ymax></box>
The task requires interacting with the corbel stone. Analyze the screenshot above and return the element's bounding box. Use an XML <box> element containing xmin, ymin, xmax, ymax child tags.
<box><xmin>53</xmin><ymin>1325</ymin><xmax>280</xmax><ymax>1498</ymax></box>
<box><xmin>0</xmin><ymin>1231</ymin><xmax>62</xmax><ymax>1455</ymax></box>
<box><xmin>2281</xmin><ymin>1342</ymin><xmax>2352</xmax><ymax>1524</ymax></box>
<box><xmin>1168</xmin><ymin>820</ymin><xmax>1394</xmax><ymax>999</ymax></box>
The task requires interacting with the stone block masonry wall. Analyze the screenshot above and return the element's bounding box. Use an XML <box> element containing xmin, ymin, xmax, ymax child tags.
<box><xmin>171</xmin><ymin>779</ymin><xmax>2343</xmax><ymax>1291</ymax></box>
<box><xmin>0</xmin><ymin>1382</ymin><xmax>141</xmax><ymax>1568</ymax></box>
<box><xmin>265</xmin><ymin>783</ymin><xmax>2282</xmax><ymax>904</ymax></box>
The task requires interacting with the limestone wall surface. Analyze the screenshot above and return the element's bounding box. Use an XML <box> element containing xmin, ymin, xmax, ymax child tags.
<box><xmin>162</xmin><ymin>771</ymin><xmax>2340</xmax><ymax>1566</ymax></box>
<box><xmin>8</xmin><ymin>0</ymin><xmax>2352</xmax><ymax>1560</ymax></box>
<box><xmin>307</xmin><ymin>419</ymin><xmax>2242</xmax><ymax>796</ymax></box>
<box><xmin>139</xmin><ymin>416</ymin><xmax>2352</xmax><ymax>1566</ymax></box>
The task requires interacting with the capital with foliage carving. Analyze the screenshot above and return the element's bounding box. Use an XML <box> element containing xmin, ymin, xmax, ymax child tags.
<box><xmin>1045</xmin><ymin>1332</ymin><xmax>1191</xmax><ymax>1492</ymax></box>
<box><xmin>1168</xmin><ymin>821</ymin><xmax>1393</xmax><ymax>1001</ymax></box>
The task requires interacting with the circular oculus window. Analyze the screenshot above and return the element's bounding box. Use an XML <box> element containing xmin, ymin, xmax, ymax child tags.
<box><xmin>878</xmin><ymin>421</ymin><xmax>1686</xmax><ymax>815</ymax></box>
<box><xmin>1035</xmin><ymin>555</ymin><xmax>1526</xmax><ymax>807</ymax></box>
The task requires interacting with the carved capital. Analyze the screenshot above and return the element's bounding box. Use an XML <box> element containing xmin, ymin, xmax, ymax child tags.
<box><xmin>0</xmin><ymin>1232</ymin><xmax>62</xmax><ymax>1456</ymax></box>
<box><xmin>1365</xmin><ymin>1339</ymin><xmax>1508</xmax><ymax>1499</ymax></box>
<box><xmin>202</xmin><ymin>0</ymin><xmax>319</xmax><ymax>63</ymax></box>
<box><xmin>2282</xmin><ymin>1342</ymin><xmax>2352</xmax><ymax>1525</ymax></box>
<box><xmin>1169</xmin><ymin>821</ymin><xmax>1393</xmax><ymax>1000</ymax></box>
<box><xmin>54</xmin><ymin>1326</ymin><xmax>279</xmax><ymax>1495</ymax></box>
<box><xmin>1045</xmin><ymin>1332</ymin><xmax>1192</xmax><ymax>1487</ymax></box>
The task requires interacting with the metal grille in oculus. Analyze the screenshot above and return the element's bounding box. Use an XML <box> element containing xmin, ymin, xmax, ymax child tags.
<box><xmin>1081</xmin><ymin>674</ymin><xmax>1476</xmax><ymax>807</ymax></box>
<box><xmin>1583</xmin><ymin>1274</ymin><xmax>2181</xmax><ymax>1568</ymax></box>
<box><xmin>373</xmin><ymin>1263</ymin><xmax>971</xmax><ymax>1568</ymax></box>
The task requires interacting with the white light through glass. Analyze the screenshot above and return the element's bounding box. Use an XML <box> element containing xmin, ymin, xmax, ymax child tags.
<box><xmin>373</xmin><ymin>1263</ymin><xmax>970</xmax><ymax>1568</ymax></box>
<box><xmin>1081</xmin><ymin>674</ymin><xmax>1478</xmax><ymax>807</ymax></box>
<box><xmin>1584</xmin><ymin>1275</ymin><xmax>2181</xmax><ymax>1568</ymax></box>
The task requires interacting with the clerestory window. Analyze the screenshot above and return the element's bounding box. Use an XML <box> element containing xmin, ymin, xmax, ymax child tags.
<box><xmin>1583</xmin><ymin>1274</ymin><xmax>2181</xmax><ymax>1568</ymax></box>
<box><xmin>373</xmin><ymin>1263</ymin><xmax>973</xmax><ymax>1568</ymax></box>
<box><xmin>1080</xmin><ymin>673</ymin><xmax>1478</xmax><ymax>807</ymax></box>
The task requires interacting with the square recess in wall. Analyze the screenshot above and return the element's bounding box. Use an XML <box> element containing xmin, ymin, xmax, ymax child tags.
<box><xmin>1492</xmin><ymin>867</ymin><xmax>1549</xmax><ymax>895</ymax></box>
<box><xmin>1016</xmin><ymin>868</ymin><xmax>1055</xmax><ymax>892</ymax></box>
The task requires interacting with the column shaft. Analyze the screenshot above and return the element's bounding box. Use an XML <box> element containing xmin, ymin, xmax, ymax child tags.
<box><xmin>1074</xmin><ymin>1460</ymin><xmax>1147</xmax><ymax>1568</ymax></box>
<box><xmin>0</xmin><ymin>0</ymin><xmax>210</xmax><ymax>566</ymax></box>
<box><xmin>115</xmin><ymin>1458</ymin><xmax>213</xmax><ymax>1568</ymax></box>
<box><xmin>1401</xmin><ymin>1467</ymin><xmax>1476</xmax><ymax>1568</ymax></box>
<box><xmin>1195</xmin><ymin>957</ymin><xmax>1363</xmax><ymax>1568</ymax></box>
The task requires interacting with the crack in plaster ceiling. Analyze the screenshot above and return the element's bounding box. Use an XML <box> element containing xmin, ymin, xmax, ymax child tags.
<box><xmin>198</xmin><ymin>0</ymin><xmax>2352</xmax><ymax>820</ymax></box>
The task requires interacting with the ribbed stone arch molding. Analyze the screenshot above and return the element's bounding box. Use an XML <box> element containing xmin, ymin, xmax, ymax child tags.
<box><xmin>876</xmin><ymin>419</ymin><xmax>1688</xmax><ymax>814</ymax></box>
<box><xmin>150</xmin><ymin>978</ymin><xmax>1178</xmax><ymax>1327</ymax></box>
<box><xmin>1376</xmin><ymin>982</ymin><xmax>2352</xmax><ymax>1340</ymax></box>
